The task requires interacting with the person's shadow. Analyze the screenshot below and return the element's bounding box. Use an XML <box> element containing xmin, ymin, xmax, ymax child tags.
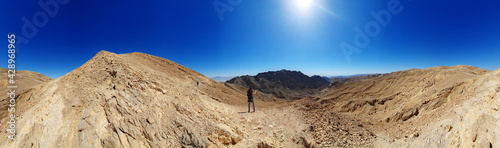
<box><xmin>238</xmin><ymin>112</ymin><xmax>248</xmax><ymax>114</ymax></box>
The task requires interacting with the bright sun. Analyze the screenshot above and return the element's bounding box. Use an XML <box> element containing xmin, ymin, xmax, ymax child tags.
<box><xmin>295</xmin><ymin>0</ymin><xmax>313</xmax><ymax>13</ymax></box>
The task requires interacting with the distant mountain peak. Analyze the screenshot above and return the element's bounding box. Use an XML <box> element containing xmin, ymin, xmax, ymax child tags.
<box><xmin>227</xmin><ymin>70</ymin><xmax>330</xmax><ymax>99</ymax></box>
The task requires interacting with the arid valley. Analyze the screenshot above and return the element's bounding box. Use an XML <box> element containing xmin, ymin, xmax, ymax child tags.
<box><xmin>1</xmin><ymin>51</ymin><xmax>499</xmax><ymax>148</ymax></box>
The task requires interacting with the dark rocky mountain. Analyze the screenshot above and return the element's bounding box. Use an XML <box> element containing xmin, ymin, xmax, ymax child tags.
<box><xmin>226</xmin><ymin>69</ymin><xmax>330</xmax><ymax>99</ymax></box>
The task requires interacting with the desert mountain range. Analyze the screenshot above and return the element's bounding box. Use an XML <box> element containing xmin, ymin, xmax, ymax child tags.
<box><xmin>1</xmin><ymin>51</ymin><xmax>499</xmax><ymax>147</ymax></box>
<box><xmin>227</xmin><ymin>70</ymin><xmax>330</xmax><ymax>100</ymax></box>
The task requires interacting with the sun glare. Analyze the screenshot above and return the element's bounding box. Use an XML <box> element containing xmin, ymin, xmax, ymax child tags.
<box><xmin>295</xmin><ymin>0</ymin><xmax>313</xmax><ymax>13</ymax></box>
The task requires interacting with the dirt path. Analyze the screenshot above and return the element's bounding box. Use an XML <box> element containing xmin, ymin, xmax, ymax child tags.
<box><xmin>200</xmin><ymin>97</ymin><xmax>310</xmax><ymax>147</ymax></box>
<box><xmin>232</xmin><ymin>104</ymin><xmax>309</xmax><ymax>147</ymax></box>
<box><xmin>201</xmin><ymin>96</ymin><xmax>378</xmax><ymax>148</ymax></box>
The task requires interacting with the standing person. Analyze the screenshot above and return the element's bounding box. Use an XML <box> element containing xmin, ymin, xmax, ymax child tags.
<box><xmin>247</xmin><ymin>87</ymin><xmax>256</xmax><ymax>113</ymax></box>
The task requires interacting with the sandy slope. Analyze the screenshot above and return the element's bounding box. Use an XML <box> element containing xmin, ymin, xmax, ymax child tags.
<box><xmin>0</xmin><ymin>68</ymin><xmax>53</xmax><ymax>125</ymax></box>
<box><xmin>0</xmin><ymin>51</ymin><xmax>309</xmax><ymax>147</ymax></box>
<box><xmin>1</xmin><ymin>51</ymin><xmax>498</xmax><ymax>148</ymax></box>
<box><xmin>320</xmin><ymin>65</ymin><xmax>500</xmax><ymax>147</ymax></box>
<box><xmin>374</xmin><ymin>67</ymin><xmax>500</xmax><ymax>147</ymax></box>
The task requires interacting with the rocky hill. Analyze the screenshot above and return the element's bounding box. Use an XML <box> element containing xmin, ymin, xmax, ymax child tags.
<box><xmin>0</xmin><ymin>51</ymin><xmax>311</xmax><ymax>148</ymax></box>
<box><xmin>0</xmin><ymin>68</ymin><xmax>53</xmax><ymax>121</ymax></box>
<box><xmin>227</xmin><ymin>70</ymin><xmax>330</xmax><ymax>99</ymax></box>
<box><xmin>0</xmin><ymin>68</ymin><xmax>53</xmax><ymax>94</ymax></box>
<box><xmin>1</xmin><ymin>51</ymin><xmax>499</xmax><ymax>147</ymax></box>
<box><xmin>319</xmin><ymin>65</ymin><xmax>500</xmax><ymax>147</ymax></box>
<box><xmin>0</xmin><ymin>51</ymin><xmax>248</xmax><ymax>147</ymax></box>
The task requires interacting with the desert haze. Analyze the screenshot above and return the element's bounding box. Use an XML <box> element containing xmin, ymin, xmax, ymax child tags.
<box><xmin>1</xmin><ymin>51</ymin><xmax>499</xmax><ymax>147</ymax></box>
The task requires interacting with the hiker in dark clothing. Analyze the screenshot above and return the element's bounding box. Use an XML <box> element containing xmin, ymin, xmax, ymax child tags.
<box><xmin>247</xmin><ymin>87</ymin><xmax>256</xmax><ymax>113</ymax></box>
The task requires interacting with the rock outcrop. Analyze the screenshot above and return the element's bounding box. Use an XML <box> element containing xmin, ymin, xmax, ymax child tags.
<box><xmin>320</xmin><ymin>65</ymin><xmax>500</xmax><ymax>147</ymax></box>
<box><xmin>227</xmin><ymin>70</ymin><xmax>330</xmax><ymax>99</ymax></box>
<box><xmin>0</xmin><ymin>51</ymin><xmax>250</xmax><ymax>147</ymax></box>
<box><xmin>0</xmin><ymin>68</ymin><xmax>53</xmax><ymax>123</ymax></box>
<box><xmin>1</xmin><ymin>51</ymin><xmax>499</xmax><ymax>148</ymax></box>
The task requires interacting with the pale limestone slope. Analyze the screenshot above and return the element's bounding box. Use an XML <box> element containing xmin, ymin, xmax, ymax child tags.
<box><xmin>0</xmin><ymin>68</ymin><xmax>53</xmax><ymax>128</ymax></box>
<box><xmin>319</xmin><ymin>65</ymin><xmax>499</xmax><ymax>147</ymax></box>
<box><xmin>2</xmin><ymin>50</ymin><xmax>499</xmax><ymax>148</ymax></box>
<box><xmin>0</xmin><ymin>51</ymin><xmax>254</xmax><ymax>147</ymax></box>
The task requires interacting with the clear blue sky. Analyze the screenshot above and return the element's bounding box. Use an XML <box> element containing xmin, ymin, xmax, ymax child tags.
<box><xmin>1</xmin><ymin>0</ymin><xmax>499</xmax><ymax>78</ymax></box>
